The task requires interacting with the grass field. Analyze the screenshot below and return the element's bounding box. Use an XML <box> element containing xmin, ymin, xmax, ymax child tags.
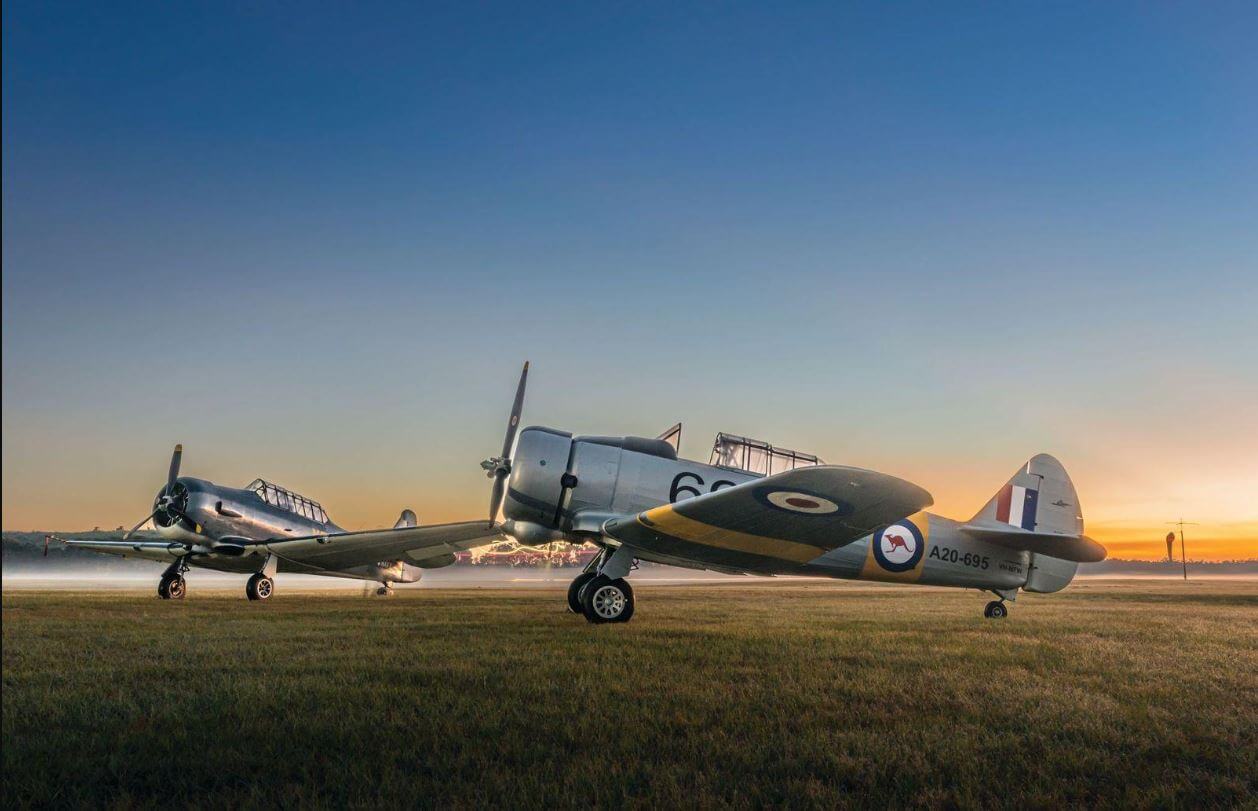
<box><xmin>4</xmin><ymin>579</ymin><xmax>1256</xmax><ymax>808</ymax></box>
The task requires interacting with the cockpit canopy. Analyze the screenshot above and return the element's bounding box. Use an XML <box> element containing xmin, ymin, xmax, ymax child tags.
<box><xmin>245</xmin><ymin>479</ymin><xmax>329</xmax><ymax>524</ymax></box>
<box><xmin>709</xmin><ymin>433</ymin><xmax>823</xmax><ymax>476</ymax></box>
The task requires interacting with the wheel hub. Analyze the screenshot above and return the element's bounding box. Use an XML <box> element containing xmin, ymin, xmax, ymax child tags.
<box><xmin>592</xmin><ymin>585</ymin><xmax>625</xmax><ymax>618</ymax></box>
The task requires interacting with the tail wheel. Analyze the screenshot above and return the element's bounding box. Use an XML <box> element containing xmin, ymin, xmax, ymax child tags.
<box><xmin>581</xmin><ymin>575</ymin><xmax>635</xmax><ymax>624</ymax></box>
<box><xmin>246</xmin><ymin>573</ymin><xmax>274</xmax><ymax>601</ymax></box>
<box><xmin>984</xmin><ymin>600</ymin><xmax>1007</xmax><ymax>619</ymax></box>
<box><xmin>158</xmin><ymin>575</ymin><xmax>186</xmax><ymax>600</ymax></box>
<box><xmin>567</xmin><ymin>572</ymin><xmax>597</xmax><ymax>613</ymax></box>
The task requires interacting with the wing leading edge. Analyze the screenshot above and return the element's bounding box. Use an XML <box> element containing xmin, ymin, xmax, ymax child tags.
<box><xmin>60</xmin><ymin>537</ymin><xmax>188</xmax><ymax>562</ymax></box>
<box><xmin>603</xmin><ymin>465</ymin><xmax>932</xmax><ymax>572</ymax></box>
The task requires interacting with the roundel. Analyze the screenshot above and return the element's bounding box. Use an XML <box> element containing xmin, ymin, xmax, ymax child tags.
<box><xmin>765</xmin><ymin>491</ymin><xmax>840</xmax><ymax>514</ymax></box>
<box><xmin>872</xmin><ymin>520</ymin><xmax>925</xmax><ymax>573</ymax></box>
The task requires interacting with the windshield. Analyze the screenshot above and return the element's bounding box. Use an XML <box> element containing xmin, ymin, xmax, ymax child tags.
<box><xmin>245</xmin><ymin>479</ymin><xmax>329</xmax><ymax>524</ymax></box>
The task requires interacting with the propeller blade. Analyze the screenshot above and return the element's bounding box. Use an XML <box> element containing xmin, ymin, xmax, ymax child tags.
<box><xmin>123</xmin><ymin>511</ymin><xmax>158</xmax><ymax>540</ymax></box>
<box><xmin>500</xmin><ymin>362</ymin><xmax>529</xmax><ymax>459</ymax></box>
<box><xmin>488</xmin><ymin>475</ymin><xmax>507</xmax><ymax>525</ymax></box>
<box><xmin>166</xmin><ymin>444</ymin><xmax>183</xmax><ymax>490</ymax></box>
<box><xmin>487</xmin><ymin>362</ymin><xmax>529</xmax><ymax>524</ymax></box>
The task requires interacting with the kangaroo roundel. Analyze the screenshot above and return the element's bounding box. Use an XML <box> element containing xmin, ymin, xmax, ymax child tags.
<box><xmin>873</xmin><ymin>519</ymin><xmax>925</xmax><ymax>573</ymax></box>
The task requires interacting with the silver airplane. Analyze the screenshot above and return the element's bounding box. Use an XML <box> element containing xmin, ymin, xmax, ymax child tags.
<box><xmin>483</xmin><ymin>363</ymin><xmax>1107</xmax><ymax>623</ymax></box>
<box><xmin>57</xmin><ymin>446</ymin><xmax>501</xmax><ymax>600</ymax></box>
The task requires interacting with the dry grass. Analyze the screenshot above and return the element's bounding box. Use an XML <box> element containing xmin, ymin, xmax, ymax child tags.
<box><xmin>3</xmin><ymin>579</ymin><xmax>1256</xmax><ymax>808</ymax></box>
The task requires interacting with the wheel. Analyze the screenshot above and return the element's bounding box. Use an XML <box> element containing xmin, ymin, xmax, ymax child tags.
<box><xmin>567</xmin><ymin>572</ymin><xmax>597</xmax><ymax>614</ymax></box>
<box><xmin>158</xmin><ymin>575</ymin><xmax>185</xmax><ymax>600</ymax></box>
<box><xmin>376</xmin><ymin>586</ymin><xmax>392</xmax><ymax>597</ymax></box>
<box><xmin>984</xmin><ymin>600</ymin><xmax>1007</xmax><ymax>619</ymax></box>
<box><xmin>246</xmin><ymin>573</ymin><xmax>274</xmax><ymax>601</ymax></box>
<box><xmin>580</xmin><ymin>576</ymin><xmax>634</xmax><ymax>624</ymax></box>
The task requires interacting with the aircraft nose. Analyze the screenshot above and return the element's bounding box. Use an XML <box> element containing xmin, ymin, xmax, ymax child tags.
<box><xmin>153</xmin><ymin>479</ymin><xmax>193</xmax><ymax>529</ymax></box>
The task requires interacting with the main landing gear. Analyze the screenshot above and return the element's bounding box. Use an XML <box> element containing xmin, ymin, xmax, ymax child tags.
<box><xmin>583</xmin><ymin>576</ymin><xmax>634</xmax><ymax>623</ymax></box>
<box><xmin>246</xmin><ymin>553</ymin><xmax>278</xmax><ymax>601</ymax></box>
<box><xmin>376</xmin><ymin>585</ymin><xmax>394</xmax><ymax>597</ymax></box>
<box><xmin>568</xmin><ymin>547</ymin><xmax>636</xmax><ymax>623</ymax></box>
<box><xmin>983</xmin><ymin>600</ymin><xmax>1008</xmax><ymax>619</ymax></box>
<box><xmin>246</xmin><ymin>573</ymin><xmax>274</xmax><ymax>601</ymax></box>
<box><xmin>158</xmin><ymin>560</ymin><xmax>189</xmax><ymax>600</ymax></box>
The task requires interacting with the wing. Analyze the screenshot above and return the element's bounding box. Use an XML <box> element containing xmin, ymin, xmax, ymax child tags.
<box><xmin>255</xmin><ymin>520</ymin><xmax>503</xmax><ymax>571</ymax></box>
<box><xmin>603</xmin><ymin>465</ymin><xmax>932</xmax><ymax>572</ymax></box>
<box><xmin>60</xmin><ymin>537</ymin><xmax>189</xmax><ymax>562</ymax></box>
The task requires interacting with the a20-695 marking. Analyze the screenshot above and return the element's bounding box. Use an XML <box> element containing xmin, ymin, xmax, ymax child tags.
<box><xmin>929</xmin><ymin>545</ymin><xmax>989</xmax><ymax>570</ymax></box>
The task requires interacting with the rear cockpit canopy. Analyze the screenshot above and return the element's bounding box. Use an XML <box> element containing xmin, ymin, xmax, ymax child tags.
<box><xmin>245</xmin><ymin>479</ymin><xmax>329</xmax><ymax>524</ymax></box>
<box><xmin>709</xmin><ymin>433</ymin><xmax>823</xmax><ymax>476</ymax></box>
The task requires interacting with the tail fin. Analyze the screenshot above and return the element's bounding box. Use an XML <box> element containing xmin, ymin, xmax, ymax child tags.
<box><xmin>966</xmin><ymin>455</ymin><xmax>1104</xmax><ymax>591</ymax></box>
<box><xmin>969</xmin><ymin>453</ymin><xmax>1083</xmax><ymax>536</ymax></box>
<box><xmin>394</xmin><ymin>509</ymin><xmax>417</xmax><ymax>529</ymax></box>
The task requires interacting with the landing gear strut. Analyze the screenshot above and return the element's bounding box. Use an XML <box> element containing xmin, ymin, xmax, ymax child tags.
<box><xmin>983</xmin><ymin>600</ymin><xmax>1008</xmax><ymax>619</ymax></box>
<box><xmin>158</xmin><ymin>559</ymin><xmax>189</xmax><ymax>600</ymax></box>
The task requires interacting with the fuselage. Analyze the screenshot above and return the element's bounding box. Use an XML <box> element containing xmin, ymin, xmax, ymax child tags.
<box><xmin>503</xmin><ymin>426</ymin><xmax>1074</xmax><ymax>594</ymax></box>
<box><xmin>156</xmin><ymin>477</ymin><xmax>342</xmax><ymax>545</ymax></box>
<box><xmin>151</xmin><ymin>478</ymin><xmax>423</xmax><ymax>583</ymax></box>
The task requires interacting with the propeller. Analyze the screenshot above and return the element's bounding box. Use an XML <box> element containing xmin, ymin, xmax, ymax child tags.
<box><xmin>124</xmin><ymin>444</ymin><xmax>190</xmax><ymax>539</ymax></box>
<box><xmin>167</xmin><ymin>443</ymin><xmax>182</xmax><ymax>490</ymax></box>
<box><xmin>480</xmin><ymin>362</ymin><xmax>529</xmax><ymax>525</ymax></box>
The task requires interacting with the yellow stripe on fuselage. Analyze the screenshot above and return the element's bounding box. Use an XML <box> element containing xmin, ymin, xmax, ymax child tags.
<box><xmin>637</xmin><ymin>506</ymin><xmax>826</xmax><ymax>564</ymax></box>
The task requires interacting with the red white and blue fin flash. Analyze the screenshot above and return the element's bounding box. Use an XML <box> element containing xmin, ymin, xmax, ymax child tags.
<box><xmin>996</xmin><ymin>484</ymin><xmax>1038</xmax><ymax>530</ymax></box>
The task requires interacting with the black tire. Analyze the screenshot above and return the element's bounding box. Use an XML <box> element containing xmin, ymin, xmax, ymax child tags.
<box><xmin>158</xmin><ymin>575</ymin><xmax>185</xmax><ymax>600</ymax></box>
<box><xmin>580</xmin><ymin>576</ymin><xmax>635</xmax><ymax>624</ymax></box>
<box><xmin>246</xmin><ymin>573</ymin><xmax>274</xmax><ymax>601</ymax></box>
<box><xmin>985</xmin><ymin>600</ymin><xmax>1007</xmax><ymax>619</ymax></box>
<box><xmin>567</xmin><ymin>572</ymin><xmax>598</xmax><ymax>614</ymax></box>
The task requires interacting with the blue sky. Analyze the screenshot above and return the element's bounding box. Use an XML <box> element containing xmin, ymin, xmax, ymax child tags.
<box><xmin>3</xmin><ymin>2</ymin><xmax>1256</xmax><ymax>554</ymax></box>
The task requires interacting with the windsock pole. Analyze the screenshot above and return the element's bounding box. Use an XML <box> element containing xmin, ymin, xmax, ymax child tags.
<box><xmin>1166</xmin><ymin>519</ymin><xmax>1199</xmax><ymax>581</ymax></box>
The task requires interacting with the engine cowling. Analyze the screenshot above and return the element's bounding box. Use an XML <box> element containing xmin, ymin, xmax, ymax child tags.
<box><xmin>503</xmin><ymin>427</ymin><xmax>573</xmax><ymax>528</ymax></box>
<box><xmin>503</xmin><ymin>426</ymin><xmax>681</xmax><ymax>545</ymax></box>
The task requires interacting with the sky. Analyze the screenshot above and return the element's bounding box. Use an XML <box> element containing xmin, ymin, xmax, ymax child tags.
<box><xmin>3</xmin><ymin>2</ymin><xmax>1256</xmax><ymax>560</ymax></box>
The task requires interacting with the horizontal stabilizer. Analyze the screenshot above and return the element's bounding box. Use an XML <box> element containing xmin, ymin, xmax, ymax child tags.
<box><xmin>960</xmin><ymin>525</ymin><xmax>1107</xmax><ymax>563</ymax></box>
